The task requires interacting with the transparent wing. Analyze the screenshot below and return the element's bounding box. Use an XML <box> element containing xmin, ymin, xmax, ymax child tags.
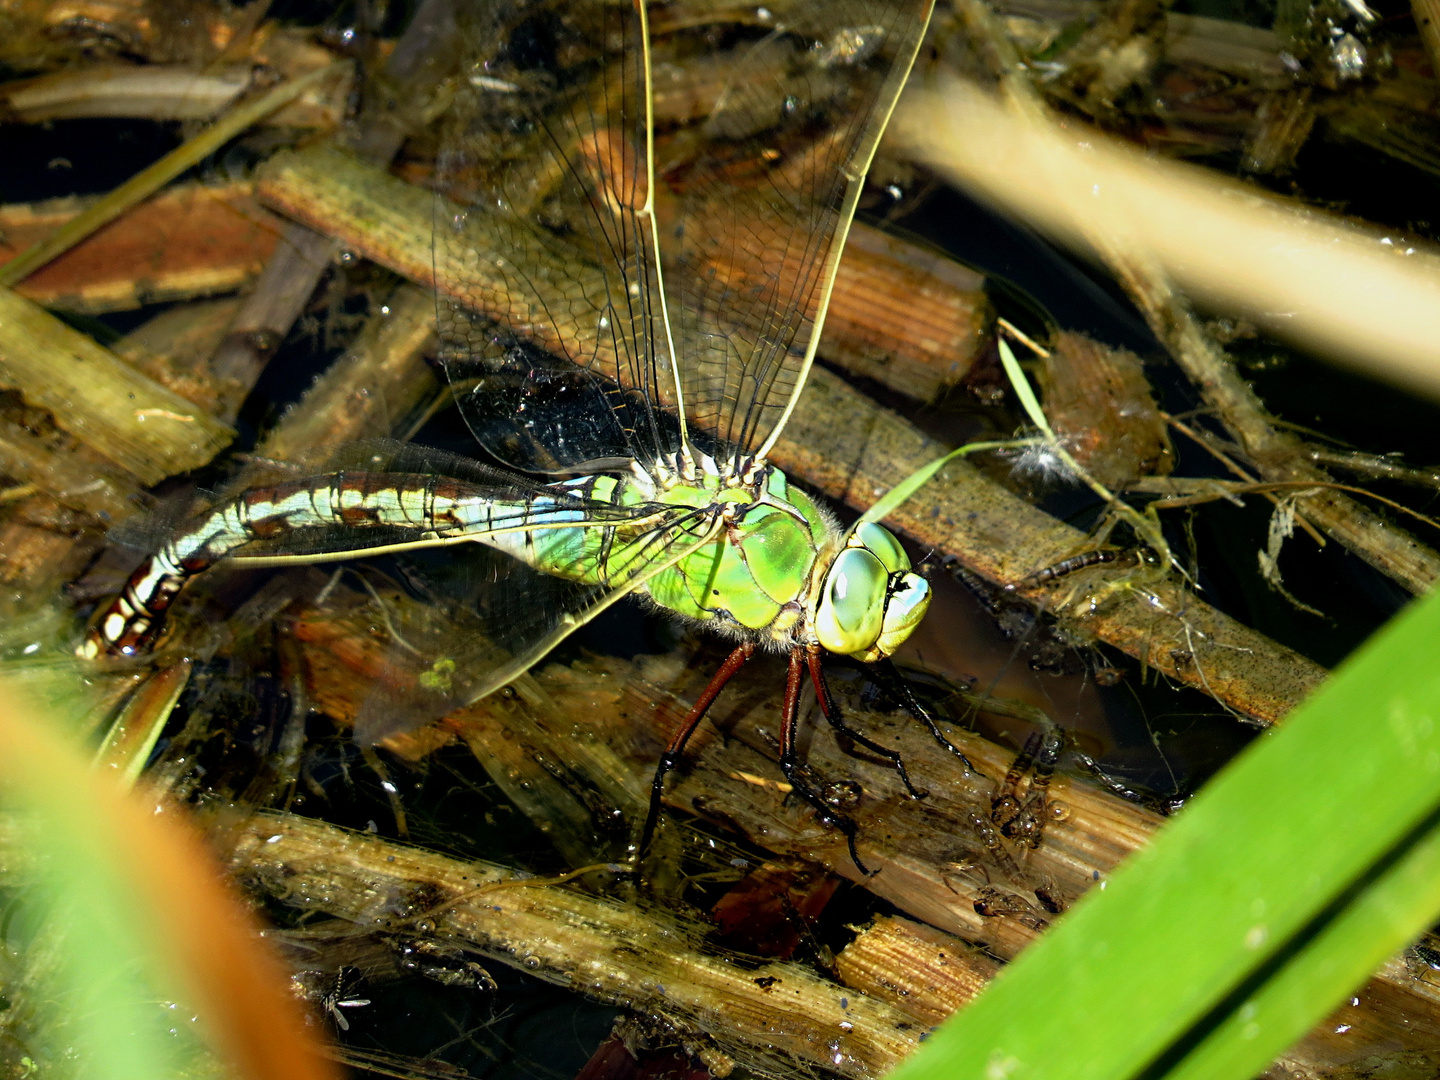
<box><xmin>347</xmin><ymin>504</ymin><xmax>721</xmax><ymax>745</ymax></box>
<box><xmin>352</xmin><ymin>506</ymin><xmax>721</xmax><ymax>745</ymax></box>
<box><xmin>436</xmin><ymin>0</ymin><xmax>679</xmax><ymax>473</ymax></box>
<box><xmin>435</xmin><ymin>0</ymin><xmax>934</xmax><ymax>473</ymax></box>
<box><xmin>664</xmin><ymin>0</ymin><xmax>934</xmax><ymax>467</ymax></box>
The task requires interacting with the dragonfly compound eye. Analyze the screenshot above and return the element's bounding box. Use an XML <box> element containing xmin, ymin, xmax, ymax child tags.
<box><xmin>872</xmin><ymin>571</ymin><xmax>932</xmax><ymax>660</ymax></box>
<box><xmin>852</xmin><ymin>521</ymin><xmax>910</xmax><ymax>574</ymax></box>
<box><xmin>816</xmin><ymin>547</ymin><xmax>888</xmax><ymax>655</ymax></box>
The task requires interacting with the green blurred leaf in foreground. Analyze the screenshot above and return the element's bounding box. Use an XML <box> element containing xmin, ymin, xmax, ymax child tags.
<box><xmin>0</xmin><ymin>674</ymin><xmax>341</xmax><ymax>1080</ymax></box>
<box><xmin>0</xmin><ymin>680</ymin><xmax>202</xmax><ymax>1080</ymax></box>
<box><xmin>889</xmin><ymin>584</ymin><xmax>1440</xmax><ymax>1080</ymax></box>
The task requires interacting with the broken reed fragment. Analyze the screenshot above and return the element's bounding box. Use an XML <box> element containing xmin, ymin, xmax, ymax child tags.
<box><xmin>0</xmin><ymin>64</ymin><xmax>252</xmax><ymax>122</ymax></box>
<box><xmin>0</xmin><ymin>288</ymin><xmax>232</xmax><ymax>487</ymax></box>
<box><xmin>0</xmin><ymin>294</ymin><xmax>249</xmax><ymax>617</ymax></box>
<box><xmin>0</xmin><ymin>62</ymin><xmax>345</xmax><ymax>289</ymax></box>
<box><xmin>0</xmin><ymin>183</ymin><xmax>282</xmax><ymax>315</ymax></box>
<box><xmin>225</xmin><ymin>810</ymin><xmax>924</xmax><ymax>1080</ymax></box>
<box><xmin>836</xmin><ymin>916</ymin><xmax>1000</xmax><ymax>1025</ymax></box>
<box><xmin>0</xmin><ymin>46</ymin><xmax>349</xmax><ymax>129</ymax></box>
<box><xmin>112</xmin><ymin>298</ymin><xmax>246</xmax><ymax>413</ymax></box>
<box><xmin>806</xmin><ymin>223</ymin><xmax>992</xmax><ymax>401</ymax></box>
<box><xmin>256</xmin><ymin>282</ymin><xmax>440</xmax><ymax>461</ymax></box>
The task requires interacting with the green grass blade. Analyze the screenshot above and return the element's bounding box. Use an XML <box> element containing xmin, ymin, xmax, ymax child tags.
<box><xmin>886</xmin><ymin>585</ymin><xmax>1440</xmax><ymax>1080</ymax></box>
<box><xmin>997</xmin><ymin>338</ymin><xmax>1056</xmax><ymax>442</ymax></box>
<box><xmin>2</xmin><ymin>681</ymin><xmax>201</xmax><ymax>1078</ymax></box>
<box><xmin>1161</xmin><ymin>809</ymin><xmax>1440</xmax><ymax>1080</ymax></box>
<box><xmin>855</xmin><ymin>438</ymin><xmax>1041</xmax><ymax>529</ymax></box>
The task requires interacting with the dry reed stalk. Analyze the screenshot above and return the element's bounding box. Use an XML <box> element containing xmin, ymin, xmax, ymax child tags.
<box><xmin>0</xmin><ymin>182</ymin><xmax>281</xmax><ymax>314</ymax></box>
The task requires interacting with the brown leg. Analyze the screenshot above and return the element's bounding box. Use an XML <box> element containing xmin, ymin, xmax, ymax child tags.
<box><xmin>780</xmin><ymin>647</ymin><xmax>870</xmax><ymax>876</ymax></box>
<box><xmin>806</xmin><ymin>646</ymin><xmax>925</xmax><ymax>799</ymax></box>
<box><xmin>636</xmin><ymin>640</ymin><xmax>756</xmax><ymax>862</ymax></box>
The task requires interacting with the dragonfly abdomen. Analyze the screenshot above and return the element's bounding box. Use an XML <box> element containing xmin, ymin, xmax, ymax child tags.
<box><xmin>79</xmin><ymin>471</ymin><xmax>591</xmax><ymax>659</ymax></box>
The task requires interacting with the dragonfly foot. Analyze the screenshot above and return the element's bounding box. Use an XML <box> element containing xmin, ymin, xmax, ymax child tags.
<box><xmin>844</xmin><ymin>830</ymin><xmax>874</xmax><ymax>878</ymax></box>
<box><xmin>635</xmin><ymin>748</ymin><xmax>684</xmax><ymax>865</ymax></box>
<box><xmin>826</xmin><ymin>810</ymin><xmax>874</xmax><ymax>878</ymax></box>
<box><xmin>778</xmin><ymin>759</ymin><xmax>873</xmax><ymax>876</ymax></box>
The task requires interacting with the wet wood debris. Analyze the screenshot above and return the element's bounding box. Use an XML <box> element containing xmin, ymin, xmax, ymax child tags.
<box><xmin>0</xmin><ymin>182</ymin><xmax>282</xmax><ymax>314</ymax></box>
<box><xmin>210</xmin><ymin>598</ymin><xmax>1440</xmax><ymax>1080</ymax></box>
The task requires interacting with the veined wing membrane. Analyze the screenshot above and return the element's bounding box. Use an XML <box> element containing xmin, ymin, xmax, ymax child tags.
<box><xmin>664</xmin><ymin>0</ymin><xmax>934</xmax><ymax>467</ymax></box>
<box><xmin>435</xmin><ymin>0</ymin><xmax>934</xmax><ymax>472</ymax></box>
<box><xmin>437</xmin><ymin>0</ymin><xmax>680</xmax><ymax>473</ymax></box>
<box><xmin>349</xmin><ymin>504</ymin><xmax>723</xmax><ymax>745</ymax></box>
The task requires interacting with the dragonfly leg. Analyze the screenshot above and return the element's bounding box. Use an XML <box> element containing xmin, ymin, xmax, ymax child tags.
<box><xmin>871</xmin><ymin>659</ymin><xmax>983</xmax><ymax>778</ymax></box>
<box><xmin>636</xmin><ymin>640</ymin><xmax>756</xmax><ymax>862</ymax></box>
<box><xmin>780</xmin><ymin>647</ymin><xmax>871</xmax><ymax>877</ymax></box>
<box><xmin>806</xmin><ymin>645</ymin><xmax>926</xmax><ymax>800</ymax></box>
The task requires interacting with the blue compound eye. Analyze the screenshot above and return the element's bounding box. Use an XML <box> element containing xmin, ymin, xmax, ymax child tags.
<box><xmin>815</xmin><ymin>547</ymin><xmax>887</xmax><ymax>655</ymax></box>
<box><xmin>853</xmin><ymin>521</ymin><xmax>910</xmax><ymax>574</ymax></box>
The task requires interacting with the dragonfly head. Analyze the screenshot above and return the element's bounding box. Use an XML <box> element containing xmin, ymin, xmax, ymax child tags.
<box><xmin>814</xmin><ymin>522</ymin><xmax>931</xmax><ymax>662</ymax></box>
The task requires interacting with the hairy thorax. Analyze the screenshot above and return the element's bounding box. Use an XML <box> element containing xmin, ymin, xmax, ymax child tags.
<box><xmin>652</xmin><ymin>464</ymin><xmax>840</xmax><ymax>646</ymax></box>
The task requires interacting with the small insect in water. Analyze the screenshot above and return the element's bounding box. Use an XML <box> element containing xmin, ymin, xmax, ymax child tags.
<box><xmin>81</xmin><ymin>0</ymin><xmax>973</xmax><ymax>873</ymax></box>
<box><xmin>989</xmin><ymin>730</ymin><xmax>1064</xmax><ymax>850</ymax></box>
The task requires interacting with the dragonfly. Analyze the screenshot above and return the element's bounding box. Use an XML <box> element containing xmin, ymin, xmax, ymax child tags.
<box><xmin>80</xmin><ymin>0</ymin><xmax>972</xmax><ymax>871</ymax></box>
